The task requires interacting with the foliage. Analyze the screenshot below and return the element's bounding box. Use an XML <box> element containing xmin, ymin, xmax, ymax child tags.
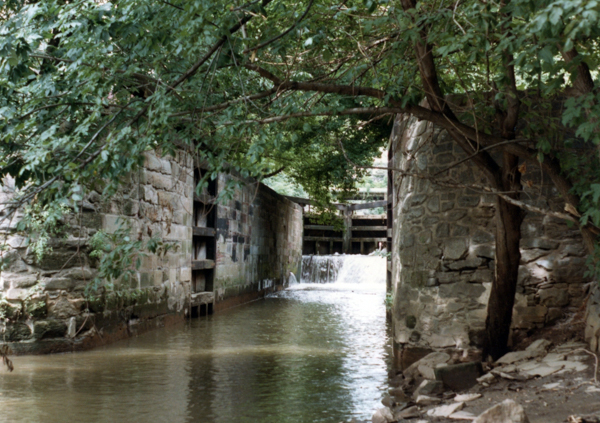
<box><xmin>87</xmin><ymin>221</ymin><xmax>177</xmax><ymax>295</ymax></box>
<box><xmin>88</xmin><ymin>226</ymin><xmax>142</xmax><ymax>294</ymax></box>
<box><xmin>305</xmin><ymin>210</ymin><xmax>345</xmax><ymax>232</ymax></box>
<box><xmin>16</xmin><ymin>202</ymin><xmax>69</xmax><ymax>262</ymax></box>
<box><xmin>384</xmin><ymin>292</ymin><xmax>393</xmax><ymax>312</ymax></box>
<box><xmin>0</xmin><ymin>284</ymin><xmax>43</xmax><ymax>323</ymax></box>
<box><xmin>263</xmin><ymin>173</ymin><xmax>307</xmax><ymax>197</ymax></box>
<box><xmin>1</xmin><ymin>1</ymin><xmax>600</xmax><ymax>286</ymax></box>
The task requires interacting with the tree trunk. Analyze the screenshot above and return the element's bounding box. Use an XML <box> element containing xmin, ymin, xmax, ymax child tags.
<box><xmin>484</xmin><ymin>197</ymin><xmax>523</xmax><ymax>360</ymax></box>
<box><xmin>483</xmin><ymin>153</ymin><xmax>524</xmax><ymax>361</ymax></box>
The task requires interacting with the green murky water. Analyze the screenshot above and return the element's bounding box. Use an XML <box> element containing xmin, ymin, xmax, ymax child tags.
<box><xmin>0</xmin><ymin>256</ymin><xmax>390</xmax><ymax>423</ymax></box>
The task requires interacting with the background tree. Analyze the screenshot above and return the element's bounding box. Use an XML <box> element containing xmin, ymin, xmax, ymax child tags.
<box><xmin>2</xmin><ymin>0</ymin><xmax>600</xmax><ymax>359</ymax></box>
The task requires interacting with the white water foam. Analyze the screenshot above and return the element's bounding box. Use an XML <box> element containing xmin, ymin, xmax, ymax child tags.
<box><xmin>300</xmin><ymin>254</ymin><xmax>386</xmax><ymax>286</ymax></box>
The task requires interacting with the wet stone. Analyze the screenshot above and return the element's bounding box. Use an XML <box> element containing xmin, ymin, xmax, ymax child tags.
<box><xmin>473</xmin><ymin>399</ymin><xmax>530</xmax><ymax>423</ymax></box>
<box><xmin>414</xmin><ymin>379</ymin><xmax>444</xmax><ymax>397</ymax></box>
<box><xmin>10</xmin><ymin>274</ymin><xmax>39</xmax><ymax>289</ymax></box>
<box><xmin>472</xmin><ymin>230</ymin><xmax>494</xmax><ymax>244</ymax></box>
<box><xmin>6</xmin><ymin>322</ymin><xmax>32</xmax><ymax>341</ymax></box>
<box><xmin>423</xmin><ymin>216</ymin><xmax>440</xmax><ymax>226</ymax></box>
<box><xmin>427</xmin><ymin>196</ymin><xmax>440</xmax><ymax>213</ymax></box>
<box><xmin>444</xmin><ymin>239</ymin><xmax>468</xmax><ymax>260</ymax></box>
<box><xmin>446</xmin><ymin>257</ymin><xmax>484</xmax><ymax>271</ymax></box>
<box><xmin>473</xmin><ymin>244</ymin><xmax>495</xmax><ymax>259</ymax></box>
<box><xmin>451</xmin><ymin>225</ymin><xmax>470</xmax><ymax>237</ymax></box>
<box><xmin>409</xmin><ymin>331</ymin><xmax>421</xmax><ymax>342</ymax></box>
<box><xmin>395</xmin><ymin>405</ymin><xmax>420</xmax><ymax>420</ymax></box>
<box><xmin>520</xmin><ymin>238</ymin><xmax>559</xmax><ymax>250</ymax></box>
<box><xmin>436</xmin><ymin>223</ymin><xmax>450</xmax><ymax>238</ymax></box>
<box><xmin>458</xmin><ymin>196</ymin><xmax>480</xmax><ymax>208</ymax></box>
<box><xmin>441</xmin><ymin>201</ymin><xmax>455</xmax><ymax>212</ymax></box>
<box><xmin>446</xmin><ymin>210</ymin><xmax>468</xmax><ymax>221</ymax></box>
<box><xmin>33</xmin><ymin>320</ymin><xmax>67</xmax><ymax>340</ymax></box>
<box><xmin>435</xmin><ymin>362</ymin><xmax>483</xmax><ymax>391</ymax></box>
<box><xmin>426</xmin><ymin>277</ymin><xmax>439</xmax><ymax>287</ymax></box>
<box><xmin>410</xmin><ymin>194</ymin><xmax>428</xmax><ymax>206</ymax></box>
<box><xmin>371</xmin><ymin>407</ymin><xmax>394</xmax><ymax>423</ymax></box>
<box><xmin>539</xmin><ymin>288</ymin><xmax>569</xmax><ymax>307</ymax></box>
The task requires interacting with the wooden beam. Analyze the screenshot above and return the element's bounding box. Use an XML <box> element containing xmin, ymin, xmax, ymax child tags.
<box><xmin>350</xmin><ymin>226</ymin><xmax>387</xmax><ymax>231</ymax></box>
<box><xmin>351</xmin><ymin>214</ymin><xmax>386</xmax><ymax>220</ymax></box>
<box><xmin>347</xmin><ymin>200</ymin><xmax>388</xmax><ymax>211</ymax></box>
<box><xmin>304</xmin><ymin>225</ymin><xmax>337</xmax><ymax>230</ymax></box>
<box><xmin>351</xmin><ymin>237</ymin><xmax>388</xmax><ymax>242</ymax></box>
<box><xmin>192</xmin><ymin>259</ymin><xmax>215</xmax><ymax>270</ymax></box>
<box><xmin>286</xmin><ymin>196</ymin><xmax>347</xmax><ymax>210</ymax></box>
<box><xmin>303</xmin><ymin>236</ymin><xmax>387</xmax><ymax>243</ymax></box>
<box><xmin>193</xmin><ymin>227</ymin><xmax>216</xmax><ymax>237</ymax></box>
<box><xmin>304</xmin><ymin>236</ymin><xmax>344</xmax><ymax>242</ymax></box>
<box><xmin>286</xmin><ymin>196</ymin><xmax>389</xmax><ymax>211</ymax></box>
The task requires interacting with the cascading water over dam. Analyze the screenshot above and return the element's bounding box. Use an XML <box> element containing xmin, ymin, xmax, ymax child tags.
<box><xmin>300</xmin><ymin>254</ymin><xmax>387</xmax><ymax>285</ymax></box>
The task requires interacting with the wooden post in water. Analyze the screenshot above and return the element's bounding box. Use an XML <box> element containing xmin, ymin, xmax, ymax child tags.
<box><xmin>342</xmin><ymin>206</ymin><xmax>352</xmax><ymax>254</ymax></box>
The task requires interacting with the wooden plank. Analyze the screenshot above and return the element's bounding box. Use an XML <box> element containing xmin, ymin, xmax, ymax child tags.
<box><xmin>346</xmin><ymin>195</ymin><xmax>386</xmax><ymax>201</ymax></box>
<box><xmin>303</xmin><ymin>236</ymin><xmax>344</xmax><ymax>242</ymax></box>
<box><xmin>193</xmin><ymin>227</ymin><xmax>215</xmax><ymax>237</ymax></box>
<box><xmin>351</xmin><ymin>237</ymin><xmax>387</xmax><ymax>242</ymax></box>
<box><xmin>351</xmin><ymin>214</ymin><xmax>386</xmax><ymax>220</ymax></box>
<box><xmin>304</xmin><ymin>236</ymin><xmax>386</xmax><ymax>243</ymax></box>
<box><xmin>192</xmin><ymin>259</ymin><xmax>215</xmax><ymax>270</ymax></box>
<box><xmin>304</xmin><ymin>225</ymin><xmax>337</xmax><ymax>230</ymax></box>
<box><xmin>350</xmin><ymin>226</ymin><xmax>387</xmax><ymax>231</ymax></box>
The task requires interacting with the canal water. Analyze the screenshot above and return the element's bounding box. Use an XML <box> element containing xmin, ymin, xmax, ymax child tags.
<box><xmin>0</xmin><ymin>255</ymin><xmax>390</xmax><ymax>423</ymax></box>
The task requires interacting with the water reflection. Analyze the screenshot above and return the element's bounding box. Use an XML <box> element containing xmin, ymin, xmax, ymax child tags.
<box><xmin>0</xmin><ymin>255</ymin><xmax>389</xmax><ymax>423</ymax></box>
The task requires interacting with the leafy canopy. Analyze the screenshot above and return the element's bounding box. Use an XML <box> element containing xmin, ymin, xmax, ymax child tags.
<box><xmin>1</xmin><ymin>0</ymin><xmax>600</xmax><ymax>257</ymax></box>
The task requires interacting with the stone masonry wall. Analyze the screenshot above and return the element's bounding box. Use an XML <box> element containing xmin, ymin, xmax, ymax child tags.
<box><xmin>0</xmin><ymin>150</ymin><xmax>194</xmax><ymax>354</ymax></box>
<box><xmin>390</xmin><ymin>114</ymin><xmax>590</xmax><ymax>355</ymax></box>
<box><xmin>214</xmin><ymin>174</ymin><xmax>303</xmax><ymax>310</ymax></box>
<box><xmin>0</xmin><ymin>150</ymin><xmax>303</xmax><ymax>354</ymax></box>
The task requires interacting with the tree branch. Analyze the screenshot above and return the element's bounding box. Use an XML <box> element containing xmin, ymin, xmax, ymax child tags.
<box><xmin>561</xmin><ymin>47</ymin><xmax>595</xmax><ymax>95</ymax></box>
<box><xmin>243</xmin><ymin>0</ymin><xmax>315</xmax><ymax>54</ymax></box>
<box><xmin>262</xmin><ymin>166</ymin><xmax>286</xmax><ymax>178</ymax></box>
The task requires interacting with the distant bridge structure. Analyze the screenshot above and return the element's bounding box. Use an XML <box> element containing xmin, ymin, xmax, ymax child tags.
<box><xmin>286</xmin><ymin>195</ymin><xmax>391</xmax><ymax>256</ymax></box>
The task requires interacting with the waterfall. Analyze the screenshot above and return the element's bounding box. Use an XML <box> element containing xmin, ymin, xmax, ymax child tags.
<box><xmin>300</xmin><ymin>255</ymin><xmax>386</xmax><ymax>285</ymax></box>
<box><xmin>288</xmin><ymin>272</ymin><xmax>298</xmax><ymax>285</ymax></box>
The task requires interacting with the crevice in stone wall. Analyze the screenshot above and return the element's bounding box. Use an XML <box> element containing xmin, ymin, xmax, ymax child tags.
<box><xmin>189</xmin><ymin>167</ymin><xmax>217</xmax><ymax>318</ymax></box>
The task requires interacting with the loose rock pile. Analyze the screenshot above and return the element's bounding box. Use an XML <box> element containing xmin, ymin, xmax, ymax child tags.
<box><xmin>363</xmin><ymin>340</ymin><xmax>598</xmax><ymax>423</ymax></box>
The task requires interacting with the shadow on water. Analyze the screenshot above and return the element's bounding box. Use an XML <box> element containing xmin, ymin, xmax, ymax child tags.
<box><xmin>0</xmin><ymin>255</ymin><xmax>390</xmax><ymax>423</ymax></box>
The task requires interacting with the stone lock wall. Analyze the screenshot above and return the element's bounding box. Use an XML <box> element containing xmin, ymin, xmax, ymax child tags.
<box><xmin>390</xmin><ymin>114</ymin><xmax>591</xmax><ymax>354</ymax></box>
<box><xmin>0</xmin><ymin>150</ymin><xmax>303</xmax><ymax>354</ymax></box>
<box><xmin>0</xmin><ymin>150</ymin><xmax>195</xmax><ymax>354</ymax></box>
<box><xmin>214</xmin><ymin>174</ymin><xmax>303</xmax><ymax>310</ymax></box>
